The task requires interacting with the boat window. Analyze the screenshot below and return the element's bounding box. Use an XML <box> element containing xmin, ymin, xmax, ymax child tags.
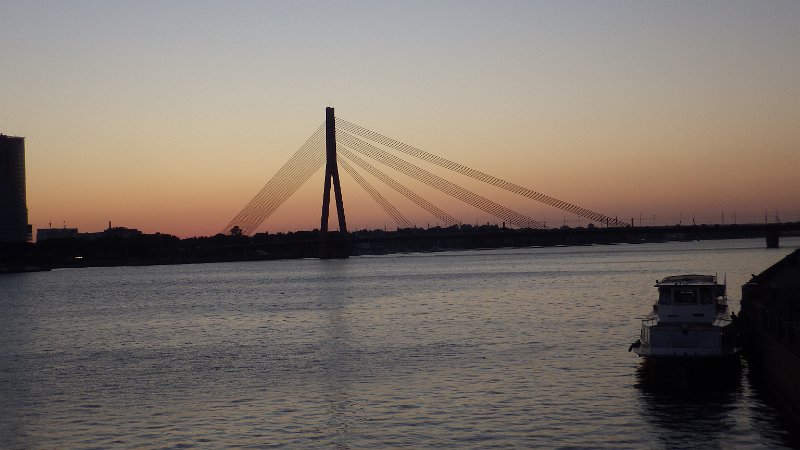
<box><xmin>674</xmin><ymin>288</ymin><xmax>697</xmax><ymax>304</ymax></box>
<box><xmin>699</xmin><ymin>287</ymin><xmax>713</xmax><ymax>305</ymax></box>
<box><xmin>658</xmin><ymin>288</ymin><xmax>672</xmax><ymax>305</ymax></box>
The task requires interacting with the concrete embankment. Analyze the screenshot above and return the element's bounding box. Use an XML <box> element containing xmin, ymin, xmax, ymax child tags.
<box><xmin>741</xmin><ymin>249</ymin><xmax>800</xmax><ymax>422</ymax></box>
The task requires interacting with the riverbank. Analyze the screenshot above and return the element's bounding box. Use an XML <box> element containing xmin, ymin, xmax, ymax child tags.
<box><xmin>2</xmin><ymin>222</ymin><xmax>797</xmax><ymax>271</ymax></box>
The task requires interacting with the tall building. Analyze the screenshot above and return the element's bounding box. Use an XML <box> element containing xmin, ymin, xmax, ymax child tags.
<box><xmin>0</xmin><ymin>134</ymin><xmax>31</xmax><ymax>242</ymax></box>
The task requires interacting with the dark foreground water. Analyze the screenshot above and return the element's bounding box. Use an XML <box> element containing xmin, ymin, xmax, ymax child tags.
<box><xmin>2</xmin><ymin>238</ymin><xmax>799</xmax><ymax>449</ymax></box>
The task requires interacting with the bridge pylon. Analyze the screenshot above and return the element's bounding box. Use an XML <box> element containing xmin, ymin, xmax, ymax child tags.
<box><xmin>319</xmin><ymin>107</ymin><xmax>349</xmax><ymax>258</ymax></box>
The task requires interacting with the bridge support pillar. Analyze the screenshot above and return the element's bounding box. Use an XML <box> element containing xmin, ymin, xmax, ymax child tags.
<box><xmin>766</xmin><ymin>227</ymin><xmax>780</xmax><ymax>248</ymax></box>
<box><xmin>319</xmin><ymin>107</ymin><xmax>349</xmax><ymax>259</ymax></box>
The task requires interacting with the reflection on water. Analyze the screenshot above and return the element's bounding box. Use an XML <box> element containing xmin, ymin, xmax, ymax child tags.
<box><xmin>636</xmin><ymin>356</ymin><xmax>800</xmax><ymax>449</ymax></box>
<box><xmin>635</xmin><ymin>358</ymin><xmax>742</xmax><ymax>449</ymax></box>
<box><xmin>743</xmin><ymin>363</ymin><xmax>800</xmax><ymax>449</ymax></box>
<box><xmin>320</xmin><ymin>260</ymin><xmax>357</xmax><ymax>449</ymax></box>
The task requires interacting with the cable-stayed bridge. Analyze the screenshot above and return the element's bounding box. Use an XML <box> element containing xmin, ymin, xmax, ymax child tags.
<box><xmin>225</xmin><ymin>107</ymin><xmax>628</xmax><ymax>240</ymax></box>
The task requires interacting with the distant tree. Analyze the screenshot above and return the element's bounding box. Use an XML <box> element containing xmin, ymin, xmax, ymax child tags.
<box><xmin>230</xmin><ymin>226</ymin><xmax>243</xmax><ymax>237</ymax></box>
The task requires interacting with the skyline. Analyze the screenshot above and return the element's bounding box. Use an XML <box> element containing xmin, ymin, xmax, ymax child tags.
<box><xmin>2</xmin><ymin>1</ymin><xmax>799</xmax><ymax>237</ymax></box>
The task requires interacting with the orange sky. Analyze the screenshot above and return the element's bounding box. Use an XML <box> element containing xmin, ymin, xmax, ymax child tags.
<box><xmin>2</xmin><ymin>2</ymin><xmax>798</xmax><ymax>237</ymax></box>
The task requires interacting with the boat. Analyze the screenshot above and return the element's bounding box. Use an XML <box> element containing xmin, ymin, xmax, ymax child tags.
<box><xmin>629</xmin><ymin>274</ymin><xmax>740</xmax><ymax>360</ymax></box>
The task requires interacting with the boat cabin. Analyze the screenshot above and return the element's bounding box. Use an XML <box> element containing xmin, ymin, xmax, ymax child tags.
<box><xmin>654</xmin><ymin>274</ymin><xmax>726</xmax><ymax>323</ymax></box>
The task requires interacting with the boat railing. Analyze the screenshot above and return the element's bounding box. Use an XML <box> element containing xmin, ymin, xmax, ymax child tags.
<box><xmin>642</xmin><ymin>317</ymin><xmax>732</xmax><ymax>327</ymax></box>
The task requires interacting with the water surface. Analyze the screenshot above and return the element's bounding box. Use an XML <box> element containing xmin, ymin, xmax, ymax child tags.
<box><xmin>1</xmin><ymin>238</ymin><xmax>799</xmax><ymax>448</ymax></box>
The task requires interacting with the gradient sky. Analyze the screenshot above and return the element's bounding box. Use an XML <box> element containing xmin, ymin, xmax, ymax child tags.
<box><xmin>2</xmin><ymin>1</ymin><xmax>798</xmax><ymax>237</ymax></box>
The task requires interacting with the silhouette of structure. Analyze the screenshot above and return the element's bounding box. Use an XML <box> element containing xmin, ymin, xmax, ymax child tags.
<box><xmin>0</xmin><ymin>134</ymin><xmax>31</xmax><ymax>242</ymax></box>
<box><xmin>36</xmin><ymin>227</ymin><xmax>79</xmax><ymax>241</ymax></box>
<box><xmin>224</xmin><ymin>108</ymin><xmax>629</xmax><ymax>242</ymax></box>
<box><xmin>36</xmin><ymin>224</ymin><xmax>143</xmax><ymax>242</ymax></box>
<box><xmin>741</xmin><ymin>249</ymin><xmax>800</xmax><ymax>420</ymax></box>
<box><xmin>320</xmin><ymin>107</ymin><xmax>347</xmax><ymax>234</ymax></box>
<box><xmin>319</xmin><ymin>107</ymin><xmax>349</xmax><ymax>258</ymax></box>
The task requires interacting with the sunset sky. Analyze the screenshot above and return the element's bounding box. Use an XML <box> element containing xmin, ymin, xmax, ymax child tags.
<box><xmin>2</xmin><ymin>1</ymin><xmax>798</xmax><ymax>237</ymax></box>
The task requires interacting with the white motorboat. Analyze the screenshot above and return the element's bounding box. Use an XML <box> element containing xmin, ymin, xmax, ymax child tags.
<box><xmin>629</xmin><ymin>274</ymin><xmax>740</xmax><ymax>360</ymax></box>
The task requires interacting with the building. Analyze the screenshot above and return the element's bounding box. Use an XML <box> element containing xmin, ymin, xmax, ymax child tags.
<box><xmin>36</xmin><ymin>224</ymin><xmax>142</xmax><ymax>241</ymax></box>
<box><xmin>741</xmin><ymin>249</ymin><xmax>800</xmax><ymax>421</ymax></box>
<box><xmin>0</xmin><ymin>134</ymin><xmax>30</xmax><ymax>242</ymax></box>
<box><xmin>36</xmin><ymin>227</ymin><xmax>79</xmax><ymax>241</ymax></box>
<box><xmin>79</xmin><ymin>226</ymin><xmax>143</xmax><ymax>240</ymax></box>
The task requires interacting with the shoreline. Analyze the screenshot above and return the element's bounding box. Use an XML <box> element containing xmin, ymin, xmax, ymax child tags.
<box><xmin>3</xmin><ymin>223</ymin><xmax>797</xmax><ymax>272</ymax></box>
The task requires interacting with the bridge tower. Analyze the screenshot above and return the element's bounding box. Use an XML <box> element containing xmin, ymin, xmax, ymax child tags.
<box><xmin>319</xmin><ymin>107</ymin><xmax>349</xmax><ymax>258</ymax></box>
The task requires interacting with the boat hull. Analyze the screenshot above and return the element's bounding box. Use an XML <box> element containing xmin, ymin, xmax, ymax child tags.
<box><xmin>635</xmin><ymin>354</ymin><xmax>742</xmax><ymax>391</ymax></box>
<box><xmin>632</xmin><ymin>319</ymin><xmax>740</xmax><ymax>359</ymax></box>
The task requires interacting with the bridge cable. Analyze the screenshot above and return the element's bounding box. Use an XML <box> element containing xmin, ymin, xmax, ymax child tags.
<box><xmin>232</xmin><ymin>130</ymin><xmax>325</xmax><ymax>234</ymax></box>
<box><xmin>236</xmin><ymin>130</ymin><xmax>326</xmax><ymax>231</ymax></box>
<box><xmin>238</xmin><ymin>147</ymin><xmax>325</xmax><ymax>235</ymax></box>
<box><xmin>339</xmin><ymin>137</ymin><xmax>534</xmax><ymax>229</ymax></box>
<box><xmin>338</xmin><ymin>131</ymin><xmax>544</xmax><ymax>229</ymax></box>
<box><xmin>336</xmin><ymin>118</ymin><xmax>627</xmax><ymax>227</ymax></box>
<box><xmin>337</xmin><ymin>144</ymin><xmax>459</xmax><ymax>227</ymax></box>
<box><xmin>233</xmin><ymin>137</ymin><xmax>323</xmax><ymax>232</ymax></box>
<box><xmin>338</xmin><ymin>157</ymin><xmax>414</xmax><ymax>229</ymax></box>
<box><xmin>233</xmin><ymin>148</ymin><xmax>324</xmax><ymax>235</ymax></box>
<box><xmin>340</xmin><ymin>135</ymin><xmax>543</xmax><ymax>229</ymax></box>
<box><xmin>225</xmin><ymin>124</ymin><xmax>326</xmax><ymax>235</ymax></box>
<box><xmin>338</xmin><ymin>131</ymin><xmax>541</xmax><ymax>228</ymax></box>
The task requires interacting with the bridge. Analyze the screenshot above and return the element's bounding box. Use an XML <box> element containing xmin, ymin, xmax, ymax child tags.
<box><xmin>224</xmin><ymin>108</ymin><xmax>793</xmax><ymax>258</ymax></box>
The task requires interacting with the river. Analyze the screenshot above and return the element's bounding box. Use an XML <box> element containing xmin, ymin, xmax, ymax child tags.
<box><xmin>1</xmin><ymin>237</ymin><xmax>799</xmax><ymax>448</ymax></box>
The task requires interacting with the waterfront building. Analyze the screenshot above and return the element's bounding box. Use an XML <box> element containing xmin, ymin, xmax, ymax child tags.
<box><xmin>741</xmin><ymin>249</ymin><xmax>800</xmax><ymax>421</ymax></box>
<box><xmin>79</xmin><ymin>226</ymin><xmax>143</xmax><ymax>240</ymax></box>
<box><xmin>101</xmin><ymin>226</ymin><xmax>142</xmax><ymax>239</ymax></box>
<box><xmin>36</xmin><ymin>227</ymin><xmax>80</xmax><ymax>241</ymax></box>
<box><xmin>36</xmin><ymin>225</ymin><xmax>142</xmax><ymax>241</ymax></box>
<box><xmin>0</xmin><ymin>134</ymin><xmax>31</xmax><ymax>242</ymax></box>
